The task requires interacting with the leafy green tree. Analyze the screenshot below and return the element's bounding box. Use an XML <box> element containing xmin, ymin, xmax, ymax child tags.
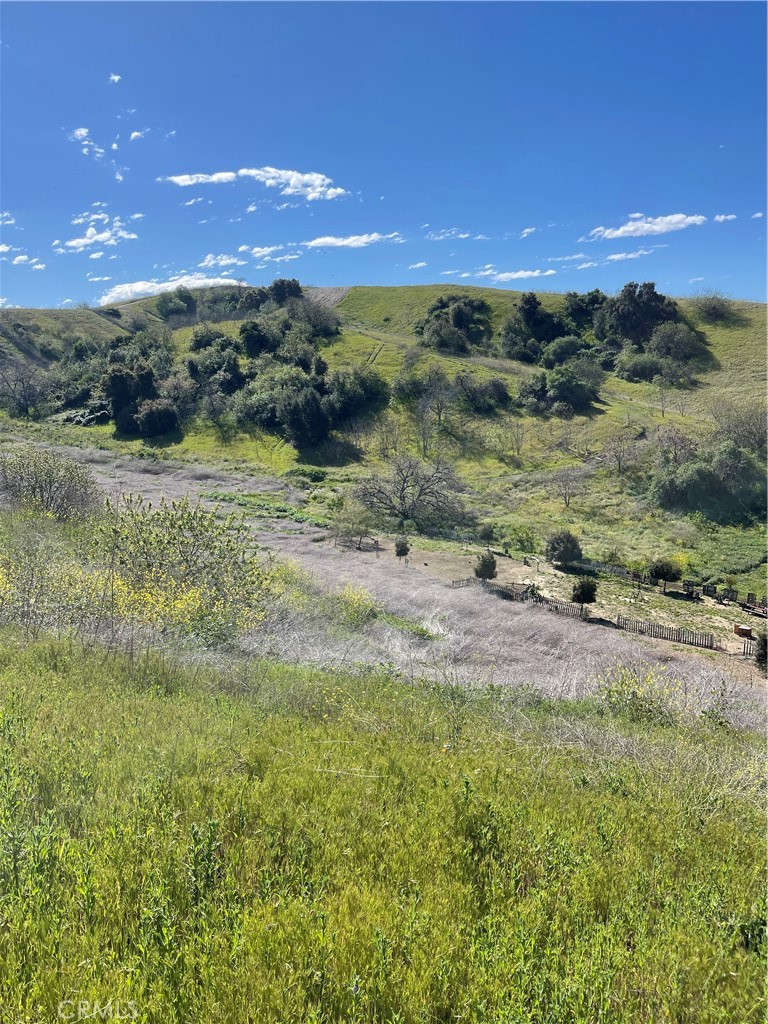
<box><xmin>474</xmin><ymin>550</ymin><xmax>497</xmax><ymax>580</ymax></box>
<box><xmin>545</xmin><ymin>529</ymin><xmax>582</xmax><ymax>565</ymax></box>
<box><xmin>416</xmin><ymin>294</ymin><xmax>492</xmax><ymax>353</ymax></box>
<box><xmin>648</xmin><ymin>557</ymin><xmax>682</xmax><ymax>592</ymax></box>
<box><xmin>646</xmin><ymin>322</ymin><xmax>705</xmax><ymax>362</ymax></box>
<box><xmin>596</xmin><ymin>282</ymin><xmax>678</xmax><ymax>346</ymax></box>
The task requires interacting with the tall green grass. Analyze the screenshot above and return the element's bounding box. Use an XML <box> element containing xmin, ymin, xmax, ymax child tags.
<box><xmin>0</xmin><ymin>635</ymin><xmax>764</xmax><ymax>1023</ymax></box>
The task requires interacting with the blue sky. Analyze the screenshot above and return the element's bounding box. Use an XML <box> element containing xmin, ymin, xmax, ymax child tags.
<box><xmin>1</xmin><ymin>1</ymin><xmax>765</xmax><ymax>308</ymax></box>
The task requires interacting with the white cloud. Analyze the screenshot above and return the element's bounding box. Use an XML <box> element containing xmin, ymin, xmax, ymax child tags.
<box><xmin>473</xmin><ymin>234</ymin><xmax>490</xmax><ymax>240</ymax></box>
<box><xmin>109</xmin><ymin>73</ymin><xmax>121</xmax><ymax>83</ymax></box>
<box><xmin>492</xmin><ymin>269</ymin><xmax>556</xmax><ymax>282</ymax></box>
<box><xmin>520</xmin><ymin>227</ymin><xmax>536</xmax><ymax>238</ymax></box>
<box><xmin>89</xmin><ymin>252</ymin><xmax>104</xmax><ymax>259</ymax></box>
<box><xmin>588</xmin><ymin>212</ymin><xmax>706</xmax><ymax>240</ymax></box>
<box><xmin>59</xmin><ymin>299</ymin><xmax>73</xmax><ymax>307</ymax></box>
<box><xmin>576</xmin><ymin>262</ymin><xmax>599</xmax><ymax>269</ymax></box>
<box><xmin>114</xmin><ymin>170</ymin><xmax>124</xmax><ymax>182</ymax></box>
<box><xmin>751</xmin><ymin>211</ymin><xmax>764</xmax><ymax>218</ymax></box>
<box><xmin>605</xmin><ymin>247</ymin><xmax>654</xmax><ymax>261</ymax></box>
<box><xmin>183</xmin><ymin>197</ymin><xmax>205</xmax><ymax>207</ymax></box>
<box><xmin>12</xmin><ymin>255</ymin><xmax>30</xmax><ymax>264</ymax></box>
<box><xmin>238</xmin><ymin>245</ymin><xmax>283</xmax><ymax>259</ymax></box>
<box><xmin>98</xmin><ymin>272</ymin><xmax>243</xmax><ymax>306</ymax></box>
<box><xmin>129</xmin><ymin>213</ymin><xmax>144</xmax><ymax>220</ymax></box>
<box><xmin>158</xmin><ymin>165</ymin><xmax>348</xmax><ymax>201</ymax></box>
<box><xmin>31</xmin><ymin>263</ymin><xmax>45</xmax><ymax>271</ymax></box>
<box><xmin>714</xmin><ymin>214</ymin><xmax>737</xmax><ymax>222</ymax></box>
<box><xmin>129</xmin><ymin>130</ymin><xmax>147</xmax><ymax>142</ymax></box>
<box><xmin>425</xmin><ymin>227</ymin><xmax>470</xmax><ymax>240</ymax></box>
<box><xmin>0</xmin><ymin>244</ymin><xmax>11</xmax><ymax>253</ymax></box>
<box><xmin>67</xmin><ymin>127</ymin><xmax>105</xmax><ymax>160</ymax></box>
<box><xmin>71</xmin><ymin>210</ymin><xmax>109</xmax><ymax>225</ymax></box>
<box><xmin>689</xmin><ymin>277</ymin><xmax>704</xmax><ymax>283</ymax></box>
<box><xmin>440</xmin><ymin>270</ymin><xmax>459</xmax><ymax>275</ymax></box>
<box><xmin>408</xmin><ymin>261</ymin><xmax>427</xmax><ymax>269</ymax></box>
<box><xmin>92</xmin><ymin>202</ymin><xmax>107</xmax><ymax>208</ymax></box>
<box><xmin>302</xmin><ymin>232</ymin><xmax>404</xmax><ymax>248</ymax></box>
<box><xmin>0</xmin><ymin>211</ymin><xmax>15</xmax><ymax>226</ymax></box>
<box><xmin>272</xmin><ymin>253</ymin><xmax>301</xmax><ymax>262</ymax></box>
<box><xmin>547</xmin><ymin>253</ymin><xmax>586</xmax><ymax>262</ymax></box>
<box><xmin>63</xmin><ymin>217</ymin><xmax>138</xmax><ymax>251</ymax></box>
<box><xmin>198</xmin><ymin>253</ymin><xmax>247</xmax><ymax>268</ymax></box>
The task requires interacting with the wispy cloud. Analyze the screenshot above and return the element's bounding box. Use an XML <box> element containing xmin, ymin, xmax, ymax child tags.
<box><xmin>605</xmin><ymin>247</ymin><xmax>654</xmax><ymax>261</ymax></box>
<box><xmin>425</xmin><ymin>227</ymin><xmax>470</xmax><ymax>240</ymax></box>
<box><xmin>689</xmin><ymin>277</ymin><xmax>704</xmax><ymax>283</ymax></box>
<box><xmin>547</xmin><ymin>253</ymin><xmax>586</xmax><ymax>262</ymax></box>
<box><xmin>68</xmin><ymin>127</ymin><xmax>105</xmax><ymax>160</ymax></box>
<box><xmin>714</xmin><ymin>214</ymin><xmax>737</xmax><ymax>222</ymax></box>
<box><xmin>198</xmin><ymin>253</ymin><xmax>247</xmax><ymax>268</ymax></box>
<box><xmin>98</xmin><ymin>273</ymin><xmax>243</xmax><ymax>306</ymax></box>
<box><xmin>576</xmin><ymin>261</ymin><xmax>599</xmax><ymax>270</ymax></box>
<box><xmin>751</xmin><ymin>211</ymin><xmax>764</xmax><ymax>219</ymax></box>
<box><xmin>1</xmin><ymin>211</ymin><xmax>16</xmax><ymax>226</ymax></box>
<box><xmin>237</xmin><ymin>244</ymin><xmax>284</xmax><ymax>259</ymax></box>
<box><xmin>109</xmin><ymin>73</ymin><xmax>121</xmax><ymax>84</ymax></box>
<box><xmin>158</xmin><ymin>166</ymin><xmax>348</xmax><ymax>201</ymax></box>
<box><xmin>408</xmin><ymin>261</ymin><xmax>427</xmax><ymax>269</ymax></box>
<box><xmin>587</xmin><ymin>212</ymin><xmax>706</xmax><ymax>240</ymax></box>
<box><xmin>492</xmin><ymin>268</ymin><xmax>556</xmax><ymax>282</ymax></box>
<box><xmin>520</xmin><ymin>227</ymin><xmax>536</xmax><ymax>238</ymax></box>
<box><xmin>62</xmin><ymin>215</ymin><xmax>138</xmax><ymax>252</ymax></box>
<box><xmin>71</xmin><ymin>210</ymin><xmax>110</xmax><ymax>225</ymax></box>
<box><xmin>87</xmin><ymin>274</ymin><xmax>112</xmax><ymax>282</ymax></box>
<box><xmin>183</xmin><ymin>197</ymin><xmax>206</xmax><ymax>207</ymax></box>
<box><xmin>302</xmin><ymin>232</ymin><xmax>404</xmax><ymax>248</ymax></box>
<box><xmin>88</xmin><ymin>252</ymin><xmax>104</xmax><ymax>259</ymax></box>
<box><xmin>440</xmin><ymin>270</ymin><xmax>459</xmax><ymax>275</ymax></box>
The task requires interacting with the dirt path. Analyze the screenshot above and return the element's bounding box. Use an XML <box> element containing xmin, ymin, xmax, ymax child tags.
<box><xmin>8</xmin><ymin>438</ymin><xmax>764</xmax><ymax>720</ymax></box>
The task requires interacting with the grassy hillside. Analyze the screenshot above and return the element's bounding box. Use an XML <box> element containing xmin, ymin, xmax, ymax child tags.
<box><xmin>1</xmin><ymin>634</ymin><xmax>764</xmax><ymax>1023</ymax></box>
<box><xmin>2</xmin><ymin>283</ymin><xmax>765</xmax><ymax>640</ymax></box>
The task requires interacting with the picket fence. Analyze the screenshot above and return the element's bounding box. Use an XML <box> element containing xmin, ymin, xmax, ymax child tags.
<box><xmin>451</xmin><ymin>578</ymin><xmax>589</xmax><ymax>621</ymax></box>
<box><xmin>616</xmin><ymin>615</ymin><xmax>715</xmax><ymax>650</ymax></box>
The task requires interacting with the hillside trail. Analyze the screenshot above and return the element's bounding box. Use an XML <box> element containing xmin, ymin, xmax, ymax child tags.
<box><xmin>6</xmin><ymin>437</ymin><xmax>764</xmax><ymax>719</ymax></box>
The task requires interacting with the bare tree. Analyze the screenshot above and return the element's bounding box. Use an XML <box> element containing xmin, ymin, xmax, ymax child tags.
<box><xmin>602</xmin><ymin>429</ymin><xmax>636</xmax><ymax>475</ymax></box>
<box><xmin>373</xmin><ymin>414</ymin><xmax>403</xmax><ymax>459</ymax></box>
<box><xmin>653</xmin><ymin>374</ymin><xmax>669</xmax><ymax>418</ymax></box>
<box><xmin>0</xmin><ymin>358</ymin><xmax>50</xmax><ymax>418</ymax></box>
<box><xmin>707</xmin><ymin>398</ymin><xmax>767</xmax><ymax>455</ymax></box>
<box><xmin>551</xmin><ymin>466</ymin><xmax>584</xmax><ymax>508</ymax></box>
<box><xmin>655</xmin><ymin>425</ymin><xmax>698</xmax><ymax>465</ymax></box>
<box><xmin>355</xmin><ymin>456</ymin><xmax>472</xmax><ymax>529</ymax></box>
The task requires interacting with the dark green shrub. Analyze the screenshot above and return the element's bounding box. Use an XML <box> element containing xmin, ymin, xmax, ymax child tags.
<box><xmin>135</xmin><ymin>398</ymin><xmax>179</xmax><ymax>437</ymax></box>
<box><xmin>545</xmin><ymin>529</ymin><xmax>582</xmax><ymax>565</ymax></box>
<box><xmin>572</xmin><ymin>577</ymin><xmax>598</xmax><ymax>604</ymax></box>
<box><xmin>474</xmin><ymin>550</ymin><xmax>497</xmax><ymax>580</ymax></box>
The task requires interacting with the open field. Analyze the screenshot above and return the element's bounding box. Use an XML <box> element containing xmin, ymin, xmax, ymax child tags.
<box><xmin>0</xmin><ymin>635</ymin><xmax>764</xmax><ymax>1024</ymax></box>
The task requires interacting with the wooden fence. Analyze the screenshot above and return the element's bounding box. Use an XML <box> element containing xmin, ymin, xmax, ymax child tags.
<box><xmin>743</xmin><ymin>637</ymin><xmax>756</xmax><ymax>657</ymax></box>
<box><xmin>451</xmin><ymin>578</ymin><xmax>589</xmax><ymax>621</ymax></box>
<box><xmin>616</xmin><ymin>615</ymin><xmax>715</xmax><ymax>650</ymax></box>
